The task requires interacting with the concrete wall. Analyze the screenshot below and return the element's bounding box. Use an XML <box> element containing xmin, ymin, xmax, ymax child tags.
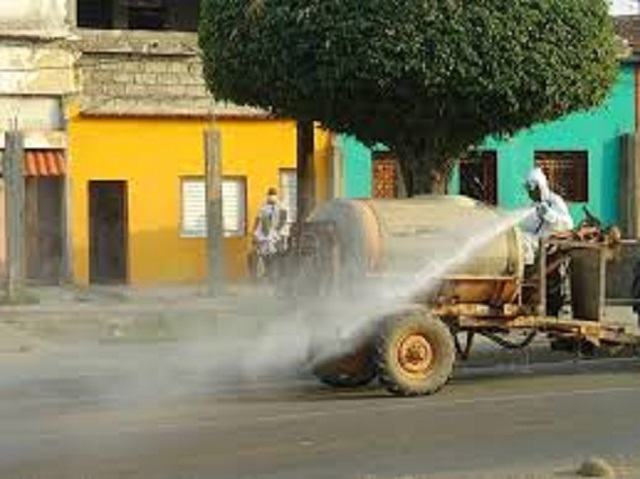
<box><xmin>0</xmin><ymin>0</ymin><xmax>76</xmax><ymax>98</ymax></box>
<box><xmin>0</xmin><ymin>44</ymin><xmax>76</xmax><ymax>97</ymax></box>
<box><xmin>77</xmin><ymin>30</ymin><xmax>263</xmax><ymax>117</ymax></box>
<box><xmin>0</xmin><ymin>0</ymin><xmax>70</xmax><ymax>36</ymax></box>
<box><xmin>0</xmin><ymin>0</ymin><xmax>75</xmax><ymax>113</ymax></box>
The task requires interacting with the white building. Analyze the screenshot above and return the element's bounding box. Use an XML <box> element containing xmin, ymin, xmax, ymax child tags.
<box><xmin>0</xmin><ymin>0</ymin><xmax>75</xmax><ymax>135</ymax></box>
<box><xmin>0</xmin><ymin>0</ymin><xmax>76</xmax><ymax>284</ymax></box>
<box><xmin>611</xmin><ymin>0</ymin><xmax>640</xmax><ymax>16</ymax></box>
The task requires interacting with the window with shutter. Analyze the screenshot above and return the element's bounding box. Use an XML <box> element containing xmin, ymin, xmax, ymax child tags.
<box><xmin>279</xmin><ymin>169</ymin><xmax>297</xmax><ymax>224</ymax></box>
<box><xmin>222</xmin><ymin>178</ymin><xmax>247</xmax><ymax>237</ymax></box>
<box><xmin>180</xmin><ymin>177</ymin><xmax>247</xmax><ymax>238</ymax></box>
<box><xmin>181</xmin><ymin>178</ymin><xmax>206</xmax><ymax>238</ymax></box>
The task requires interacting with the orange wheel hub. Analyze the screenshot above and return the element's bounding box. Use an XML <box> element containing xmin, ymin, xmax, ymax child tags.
<box><xmin>397</xmin><ymin>334</ymin><xmax>434</xmax><ymax>375</ymax></box>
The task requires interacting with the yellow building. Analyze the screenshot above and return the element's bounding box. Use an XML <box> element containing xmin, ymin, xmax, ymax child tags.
<box><xmin>63</xmin><ymin>29</ymin><xmax>339</xmax><ymax>286</ymax></box>
<box><xmin>68</xmin><ymin>111</ymin><xmax>334</xmax><ymax>285</ymax></box>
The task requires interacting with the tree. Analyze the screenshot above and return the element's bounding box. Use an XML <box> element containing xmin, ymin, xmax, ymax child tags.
<box><xmin>199</xmin><ymin>0</ymin><xmax>617</xmax><ymax>195</ymax></box>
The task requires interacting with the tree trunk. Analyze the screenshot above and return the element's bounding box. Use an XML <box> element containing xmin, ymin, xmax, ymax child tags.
<box><xmin>296</xmin><ymin>121</ymin><xmax>315</xmax><ymax>222</ymax></box>
<box><xmin>397</xmin><ymin>150</ymin><xmax>451</xmax><ymax>197</ymax></box>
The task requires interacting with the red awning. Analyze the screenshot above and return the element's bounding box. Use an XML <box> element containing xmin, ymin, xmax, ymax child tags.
<box><xmin>24</xmin><ymin>150</ymin><xmax>65</xmax><ymax>177</ymax></box>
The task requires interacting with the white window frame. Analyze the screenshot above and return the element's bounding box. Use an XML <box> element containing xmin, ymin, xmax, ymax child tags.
<box><xmin>221</xmin><ymin>176</ymin><xmax>247</xmax><ymax>238</ymax></box>
<box><xmin>279</xmin><ymin>168</ymin><xmax>297</xmax><ymax>225</ymax></box>
<box><xmin>180</xmin><ymin>176</ymin><xmax>247</xmax><ymax>239</ymax></box>
<box><xmin>180</xmin><ymin>177</ymin><xmax>206</xmax><ymax>238</ymax></box>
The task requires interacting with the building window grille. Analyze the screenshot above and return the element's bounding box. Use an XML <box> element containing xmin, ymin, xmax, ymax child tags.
<box><xmin>534</xmin><ymin>151</ymin><xmax>589</xmax><ymax>202</ymax></box>
<box><xmin>372</xmin><ymin>153</ymin><xmax>399</xmax><ymax>199</ymax></box>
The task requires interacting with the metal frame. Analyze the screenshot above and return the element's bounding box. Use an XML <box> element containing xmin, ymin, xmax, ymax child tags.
<box><xmin>436</xmin><ymin>237</ymin><xmax>640</xmax><ymax>353</ymax></box>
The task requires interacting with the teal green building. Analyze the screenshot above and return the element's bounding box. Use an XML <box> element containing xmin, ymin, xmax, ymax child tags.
<box><xmin>340</xmin><ymin>65</ymin><xmax>636</xmax><ymax>226</ymax></box>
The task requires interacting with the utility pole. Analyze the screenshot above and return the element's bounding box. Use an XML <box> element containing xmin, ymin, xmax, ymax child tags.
<box><xmin>296</xmin><ymin>121</ymin><xmax>315</xmax><ymax>226</ymax></box>
<box><xmin>204</xmin><ymin>129</ymin><xmax>225</xmax><ymax>296</ymax></box>
<box><xmin>3</xmin><ymin>128</ymin><xmax>25</xmax><ymax>300</ymax></box>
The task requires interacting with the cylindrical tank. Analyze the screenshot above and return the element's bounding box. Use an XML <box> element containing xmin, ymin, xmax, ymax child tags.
<box><xmin>307</xmin><ymin>196</ymin><xmax>524</xmax><ymax>305</ymax></box>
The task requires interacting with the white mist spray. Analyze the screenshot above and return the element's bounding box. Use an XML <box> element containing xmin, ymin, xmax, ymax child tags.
<box><xmin>247</xmin><ymin>206</ymin><xmax>535</xmax><ymax>378</ymax></box>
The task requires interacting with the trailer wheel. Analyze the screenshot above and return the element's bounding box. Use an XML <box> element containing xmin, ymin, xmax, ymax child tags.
<box><xmin>377</xmin><ymin>311</ymin><xmax>455</xmax><ymax>397</ymax></box>
<box><xmin>313</xmin><ymin>344</ymin><xmax>377</xmax><ymax>388</ymax></box>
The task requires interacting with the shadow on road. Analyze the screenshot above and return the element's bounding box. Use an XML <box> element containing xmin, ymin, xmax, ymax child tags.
<box><xmin>217</xmin><ymin>356</ymin><xmax>640</xmax><ymax>405</ymax></box>
<box><xmin>226</xmin><ymin>357</ymin><xmax>640</xmax><ymax>403</ymax></box>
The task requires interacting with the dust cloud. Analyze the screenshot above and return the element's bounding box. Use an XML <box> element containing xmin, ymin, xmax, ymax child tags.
<box><xmin>247</xmin><ymin>206</ymin><xmax>535</xmax><ymax>373</ymax></box>
<box><xmin>0</xmin><ymin>205</ymin><xmax>537</xmax><ymax>470</ymax></box>
<box><xmin>1</xmin><ymin>206</ymin><xmax>535</xmax><ymax>406</ymax></box>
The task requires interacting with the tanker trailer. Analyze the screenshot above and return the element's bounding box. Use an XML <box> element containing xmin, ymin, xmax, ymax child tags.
<box><xmin>299</xmin><ymin>196</ymin><xmax>639</xmax><ymax>397</ymax></box>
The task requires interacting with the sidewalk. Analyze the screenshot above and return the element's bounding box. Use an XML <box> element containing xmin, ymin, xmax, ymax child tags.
<box><xmin>0</xmin><ymin>283</ymin><xmax>288</xmax><ymax>346</ymax></box>
<box><xmin>0</xmin><ymin>283</ymin><xmax>637</xmax><ymax>363</ymax></box>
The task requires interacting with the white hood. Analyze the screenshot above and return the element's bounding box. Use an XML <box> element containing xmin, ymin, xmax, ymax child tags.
<box><xmin>525</xmin><ymin>167</ymin><xmax>551</xmax><ymax>202</ymax></box>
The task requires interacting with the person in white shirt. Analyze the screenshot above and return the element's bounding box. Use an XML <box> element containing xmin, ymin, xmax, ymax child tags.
<box><xmin>252</xmin><ymin>187</ymin><xmax>288</xmax><ymax>278</ymax></box>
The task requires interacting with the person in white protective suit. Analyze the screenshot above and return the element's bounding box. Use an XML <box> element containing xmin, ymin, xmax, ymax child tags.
<box><xmin>520</xmin><ymin>168</ymin><xmax>574</xmax><ymax>265</ymax></box>
<box><xmin>252</xmin><ymin>187</ymin><xmax>288</xmax><ymax>278</ymax></box>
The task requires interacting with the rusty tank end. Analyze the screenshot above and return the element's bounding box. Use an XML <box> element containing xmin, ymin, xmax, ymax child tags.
<box><xmin>306</xmin><ymin>196</ymin><xmax>524</xmax><ymax>305</ymax></box>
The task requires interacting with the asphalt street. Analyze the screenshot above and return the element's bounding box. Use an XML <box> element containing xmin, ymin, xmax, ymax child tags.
<box><xmin>1</xmin><ymin>343</ymin><xmax>639</xmax><ymax>479</ymax></box>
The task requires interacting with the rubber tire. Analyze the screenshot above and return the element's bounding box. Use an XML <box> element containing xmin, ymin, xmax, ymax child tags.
<box><xmin>377</xmin><ymin>311</ymin><xmax>455</xmax><ymax>397</ymax></box>
<box><xmin>313</xmin><ymin>345</ymin><xmax>377</xmax><ymax>388</ymax></box>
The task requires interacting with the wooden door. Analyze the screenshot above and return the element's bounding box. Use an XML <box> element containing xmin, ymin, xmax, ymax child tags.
<box><xmin>89</xmin><ymin>181</ymin><xmax>128</xmax><ymax>284</ymax></box>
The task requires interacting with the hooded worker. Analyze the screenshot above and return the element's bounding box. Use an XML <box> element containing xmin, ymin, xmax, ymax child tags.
<box><xmin>520</xmin><ymin>167</ymin><xmax>574</xmax><ymax>265</ymax></box>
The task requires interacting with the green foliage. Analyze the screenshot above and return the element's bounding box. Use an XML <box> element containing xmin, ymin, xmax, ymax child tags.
<box><xmin>199</xmin><ymin>0</ymin><xmax>617</xmax><ymax>193</ymax></box>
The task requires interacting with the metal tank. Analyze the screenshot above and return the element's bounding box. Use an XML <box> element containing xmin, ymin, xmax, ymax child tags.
<box><xmin>306</xmin><ymin>196</ymin><xmax>525</xmax><ymax>305</ymax></box>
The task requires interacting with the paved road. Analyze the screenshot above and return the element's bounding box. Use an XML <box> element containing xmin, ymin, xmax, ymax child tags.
<box><xmin>1</xmin><ymin>343</ymin><xmax>640</xmax><ymax>479</ymax></box>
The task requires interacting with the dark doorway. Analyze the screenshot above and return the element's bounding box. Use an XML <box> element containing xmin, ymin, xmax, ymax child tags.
<box><xmin>89</xmin><ymin>181</ymin><xmax>128</xmax><ymax>284</ymax></box>
<box><xmin>25</xmin><ymin>178</ymin><xmax>64</xmax><ymax>284</ymax></box>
